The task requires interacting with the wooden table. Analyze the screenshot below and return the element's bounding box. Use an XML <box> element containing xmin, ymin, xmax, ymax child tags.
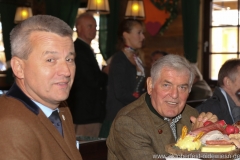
<box><xmin>79</xmin><ymin>139</ymin><xmax>108</xmax><ymax>160</ymax></box>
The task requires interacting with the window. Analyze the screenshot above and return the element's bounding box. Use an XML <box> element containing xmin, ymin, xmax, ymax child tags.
<box><xmin>0</xmin><ymin>19</ymin><xmax>6</xmax><ymax>71</ymax></box>
<box><xmin>203</xmin><ymin>0</ymin><xmax>239</xmax><ymax>86</ymax></box>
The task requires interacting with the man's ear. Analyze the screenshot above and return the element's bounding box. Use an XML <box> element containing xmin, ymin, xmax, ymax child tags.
<box><xmin>11</xmin><ymin>57</ymin><xmax>24</xmax><ymax>79</ymax></box>
<box><xmin>76</xmin><ymin>24</ymin><xmax>81</xmax><ymax>31</ymax></box>
<box><xmin>223</xmin><ymin>77</ymin><xmax>230</xmax><ymax>87</ymax></box>
<box><xmin>122</xmin><ymin>31</ymin><xmax>129</xmax><ymax>40</ymax></box>
<box><xmin>147</xmin><ymin>77</ymin><xmax>153</xmax><ymax>95</ymax></box>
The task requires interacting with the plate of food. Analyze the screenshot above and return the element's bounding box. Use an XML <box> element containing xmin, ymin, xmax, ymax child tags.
<box><xmin>165</xmin><ymin>120</ymin><xmax>240</xmax><ymax>159</ymax></box>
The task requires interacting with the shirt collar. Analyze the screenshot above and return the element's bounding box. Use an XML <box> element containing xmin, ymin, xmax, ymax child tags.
<box><xmin>226</xmin><ymin>93</ymin><xmax>236</xmax><ymax>109</ymax></box>
<box><xmin>164</xmin><ymin>114</ymin><xmax>182</xmax><ymax>123</ymax></box>
<box><xmin>32</xmin><ymin>100</ymin><xmax>59</xmax><ymax>118</ymax></box>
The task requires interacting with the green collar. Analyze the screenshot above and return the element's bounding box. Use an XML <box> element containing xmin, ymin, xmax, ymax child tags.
<box><xmin>145</xmin><ymin>93</ymin><xmax>164</xmax><ymax>120</ymax></box>
<box><xmin>145</xmin><ymin>93</ymin><xmax>182</xmax><ymax>121</ymax></box>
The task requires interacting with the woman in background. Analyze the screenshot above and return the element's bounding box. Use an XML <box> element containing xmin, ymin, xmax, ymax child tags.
<box><xmin>99</xmin><ymin>19</ymin><xmax>146</xmax><ymax>138</ymax></box>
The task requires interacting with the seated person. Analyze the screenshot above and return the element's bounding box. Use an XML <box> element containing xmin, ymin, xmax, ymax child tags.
<box><xmin>150</xmin><ymin>50</ymin><xmax>168</xmax><ymax>65</ymax></box>
<box><xmin>187</xmin><ymin>64</ymin><xmax>212</xmax><ymax>101</ymax></box>
<box><xmin>197</xmin><ymin>59</ymin><xmax>240</xmax><ymax>124</ymax></box>
<box><xmin>107</xmin><ymin>54</ymin><xmax>217</xmax><ymax>159</ymax></box>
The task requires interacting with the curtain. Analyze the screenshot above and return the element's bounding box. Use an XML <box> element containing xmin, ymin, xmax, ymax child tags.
<box><xmin>99</xmin><ymin>0</ymin><xmax>120</xmax><ymax>60</ymax></box>
<box><xmin>45</xmin><ymin>0</ymin><xmax>80</xmax><ymax>28</ymax></box>
<box><xmin>182</xmin><ymin>0</ymin><xmax>200</xmax><ymax>63</ymax></box>
<box><xmin>99</xmin><ymin>15</ymin><xmax>108</xmax><ymax>60</ymax></box>
<box><xmin>0</xmin><ymin>3</ymin><xmax>16</xmax><ymax>84</ymax></box>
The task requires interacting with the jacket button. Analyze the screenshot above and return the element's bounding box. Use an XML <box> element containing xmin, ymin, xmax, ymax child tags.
<box><xmin>158</xmin><ymin>129</ymin><xmax>162</xmax><ymax>134</ymax></box>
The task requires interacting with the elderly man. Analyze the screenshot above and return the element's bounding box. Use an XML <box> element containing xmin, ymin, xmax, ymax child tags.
<box><xmin>197</xmin><ymin>59</ymin><xmax>240</xmax><ymax>124</ymax></box>
<box><xmin>107</xmin><ymin>54</ymin><xmax>217</xmax><ymax>159</ymax></box>
<box><xmin>67</xmin><ymin>12</ymin><xmax>108</xmax><ymax>137</ymax></box>
<box><xmin>0</xmin><ymin>15</ymin><xmax>82</xmax><ymax>159</ymax></box>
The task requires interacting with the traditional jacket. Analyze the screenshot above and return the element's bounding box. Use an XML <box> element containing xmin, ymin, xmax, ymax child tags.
<box><xmin>107</xmin><ymin>93</ymin><xmax>198</xmax><ymax>159</ymax></box>
<box><xmin>0</xmin><ymin>83</ymin><xmax>82</xmax><ymax>160</ymax></box>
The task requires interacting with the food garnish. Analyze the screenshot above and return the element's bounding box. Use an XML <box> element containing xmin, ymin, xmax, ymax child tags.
<box><xmin>193</xmin><ymin>132</ymin><xmax>204</xmax><ymax>142</ymax></box>
<box><xmin>174</xmin><ymin>120</ymin><xmax>240</xmax><ymax>152</ymax></box>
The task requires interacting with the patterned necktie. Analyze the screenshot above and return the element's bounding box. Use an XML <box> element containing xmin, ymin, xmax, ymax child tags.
<box><xmin>164</xmin><ymin>114</ymin><xmax>182</xmax><ymax>141</ymax></box>
<box><xmin>49</xmin><ymin>110</ymin><xmax>63</xmax><ymax>136</ymax></box>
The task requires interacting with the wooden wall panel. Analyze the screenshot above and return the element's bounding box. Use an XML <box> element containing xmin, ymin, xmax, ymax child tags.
<box><xmin>141</xmin><ymin>1</ymin><xmax>184</xmax><ymax>74</ymax></box>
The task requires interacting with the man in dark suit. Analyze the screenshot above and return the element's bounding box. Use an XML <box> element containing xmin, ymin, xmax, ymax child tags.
<box><xmin>197</xmin><ymin>59</ymin><xmax>240</xmax><ymax>124</ymax></box>
<box><xmin>0</xmin><ymin>15</ymin><xmax>82</xmax><ymax>159</ymax></box>
<box><xmin>67</xmin><ymin>12</ymin><xmax>108</xmax><ymax>137</ymax></box>
<box><xmin>107</xmin><ymin>54</ymin><xmax>217</xmax><ymax>159</ymax></box>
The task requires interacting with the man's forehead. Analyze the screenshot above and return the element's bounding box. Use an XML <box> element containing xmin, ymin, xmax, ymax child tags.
<box><xmin>160</xmin><ymin>67</ymin><xmax>178</xmax><ymax>74</ymax></box>
<box><xmin>161</xmin><ymin>66</ymin><xmax>190</xmax><ymax>74</ymax></box>
<box><xmin>158</xmin><ymin>67</ymin><xmax>190</xmax><ymax>81</ymax></box>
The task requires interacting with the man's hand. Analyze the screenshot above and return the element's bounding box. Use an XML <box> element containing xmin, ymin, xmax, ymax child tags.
<box><xmin>102</xmin><ymin>65</ymin><xmax>109</xmax><ymax>74</ymax></box>
<box><xmin>190</xmin><ymin>112</ymin><xmax>218</xmax><ymax>130</ymax></box>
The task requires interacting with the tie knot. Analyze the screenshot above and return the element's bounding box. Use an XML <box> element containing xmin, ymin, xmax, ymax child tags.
<box><xmin>49</xmin><ymin>110</ymin><xmax>61</xmax><ymax>123</ymax></box>
<box><xmin>48</xmin><ymin>110</ymin><xmax>63</xmax><ymax>136</ymax></box>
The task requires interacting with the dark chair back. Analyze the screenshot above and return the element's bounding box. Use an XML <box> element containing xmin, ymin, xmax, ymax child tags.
<box><xmin>186</xmin><ymin>99</ymin><xmax>206</xmax><ymax>108</ymax></box>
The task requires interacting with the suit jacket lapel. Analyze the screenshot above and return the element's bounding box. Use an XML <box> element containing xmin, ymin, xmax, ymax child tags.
<box><xmin>6</xmin><ymin>83</ymin><xmax>78</xmax><ymax>159</ymax></box>
<box><xmin>59</xmin><ymin>108</ymin><xmax>79</xmax><ymax>158</ymax></box>
<box><xmin>38</xmin><ymin>110</ymin><xmax>74</xmax><ymax>159</ymax></box>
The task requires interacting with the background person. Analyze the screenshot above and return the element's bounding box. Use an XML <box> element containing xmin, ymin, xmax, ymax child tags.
<box><xmin>0</xmin><ymin>15</ymin><xmax>82</xmax><ymax>159</ymax></box>
<box><xmin>99</xmin><ymin>18</ymin><xmax>146</xmax><ymax>138</ymax></box>
<box><xmin>150</xmin><ymin>50</ymin><xmax>168</xmax><ymax>65</ymax></box>
<box><xmin>67</xmin><ymin>12</ymin><xmax>108</xmax><ymax>137</ymax></box>
<box><xmin>197</xmin><ymin>59</ymin><xmax>240</xmax><ymax>124</ymax></box>
<box><xmin>187</xmin><ymin>64</ymin><xmax>212</xmax><ymax>101</ymax></box>
<box><xmin>107</xmin><ymin>54</ymin><xmax>217</xmax><ymax>159</ymax></box>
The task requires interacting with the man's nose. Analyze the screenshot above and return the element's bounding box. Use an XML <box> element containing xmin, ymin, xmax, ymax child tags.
<box><xmin>58</xmin><ymin>61</ymin><xmax>72</xmax><ymax>77</ymax></box>
<box><xmin>169</xmin><ymin>87</ymin><xmax>178</xmax><ymax>99</ymax></box>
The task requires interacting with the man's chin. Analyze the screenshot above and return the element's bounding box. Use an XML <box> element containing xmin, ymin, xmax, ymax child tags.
<box><xmin>55</xmin><ymin>94</ymin><xmax>69</xmax><ymax>102</ymax></box>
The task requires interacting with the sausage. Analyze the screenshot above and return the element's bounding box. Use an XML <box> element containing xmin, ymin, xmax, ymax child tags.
<box><xmin>189</xmin><ymin>123</ymin><xmax>225</xmax><ymax>136</ymax></box>
<box><xmin>206</xmin><ymin>140</ymin><xmax>232</xmax><ymax>145</ymax></box>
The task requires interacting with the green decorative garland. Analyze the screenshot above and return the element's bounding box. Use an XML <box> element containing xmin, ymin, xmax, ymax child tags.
<box><xmin>150</xmin><ymin>0</ymin><xmax>179</xmax><ymax>35</ymax></box>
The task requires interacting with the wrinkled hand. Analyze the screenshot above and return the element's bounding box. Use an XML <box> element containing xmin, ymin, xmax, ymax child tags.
<box><xmin>190</xmin><ymin>112</ymin><xmax>218</xmax><ymax>130</ymax></box>
<box><xmin>228</xmin><ymin>139</ymin><xmax>240</xmax><ymax>148</ymax></box>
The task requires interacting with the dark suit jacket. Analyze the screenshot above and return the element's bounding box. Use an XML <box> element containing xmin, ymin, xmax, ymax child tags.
<box><xmin>107</xmin><ymin>93</ymin><xmax>199</xmax><ymax>159</ymax></box>
<box><xmin>196</xmin><ymin>87</ymin><xmax>233</xmax><ymax>124</ymax></box>
<box><xmin>105</xmin><ymin>51</ymin><xmax>145</xmax><ymax>121</ymax></box>
<box><xmin>0</xmin><ymin>83</ymin><xmax>82</xmax><ymax>160</ymax></box>
<box><xmin>67</xmin><ymin>38</ymin><xmax>108</xmax><ymax>124</ymax></box>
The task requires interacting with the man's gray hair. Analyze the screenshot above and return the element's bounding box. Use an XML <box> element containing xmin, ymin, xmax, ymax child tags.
<box><xmin>10</xmin><ymin>15</ymin><xmax>73</xmax><ymax>59</ymax></box>
<box><xmin>151</xmin><ymin>54</ymin><xmax>195</xmax><ymax>92</ymax></box>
